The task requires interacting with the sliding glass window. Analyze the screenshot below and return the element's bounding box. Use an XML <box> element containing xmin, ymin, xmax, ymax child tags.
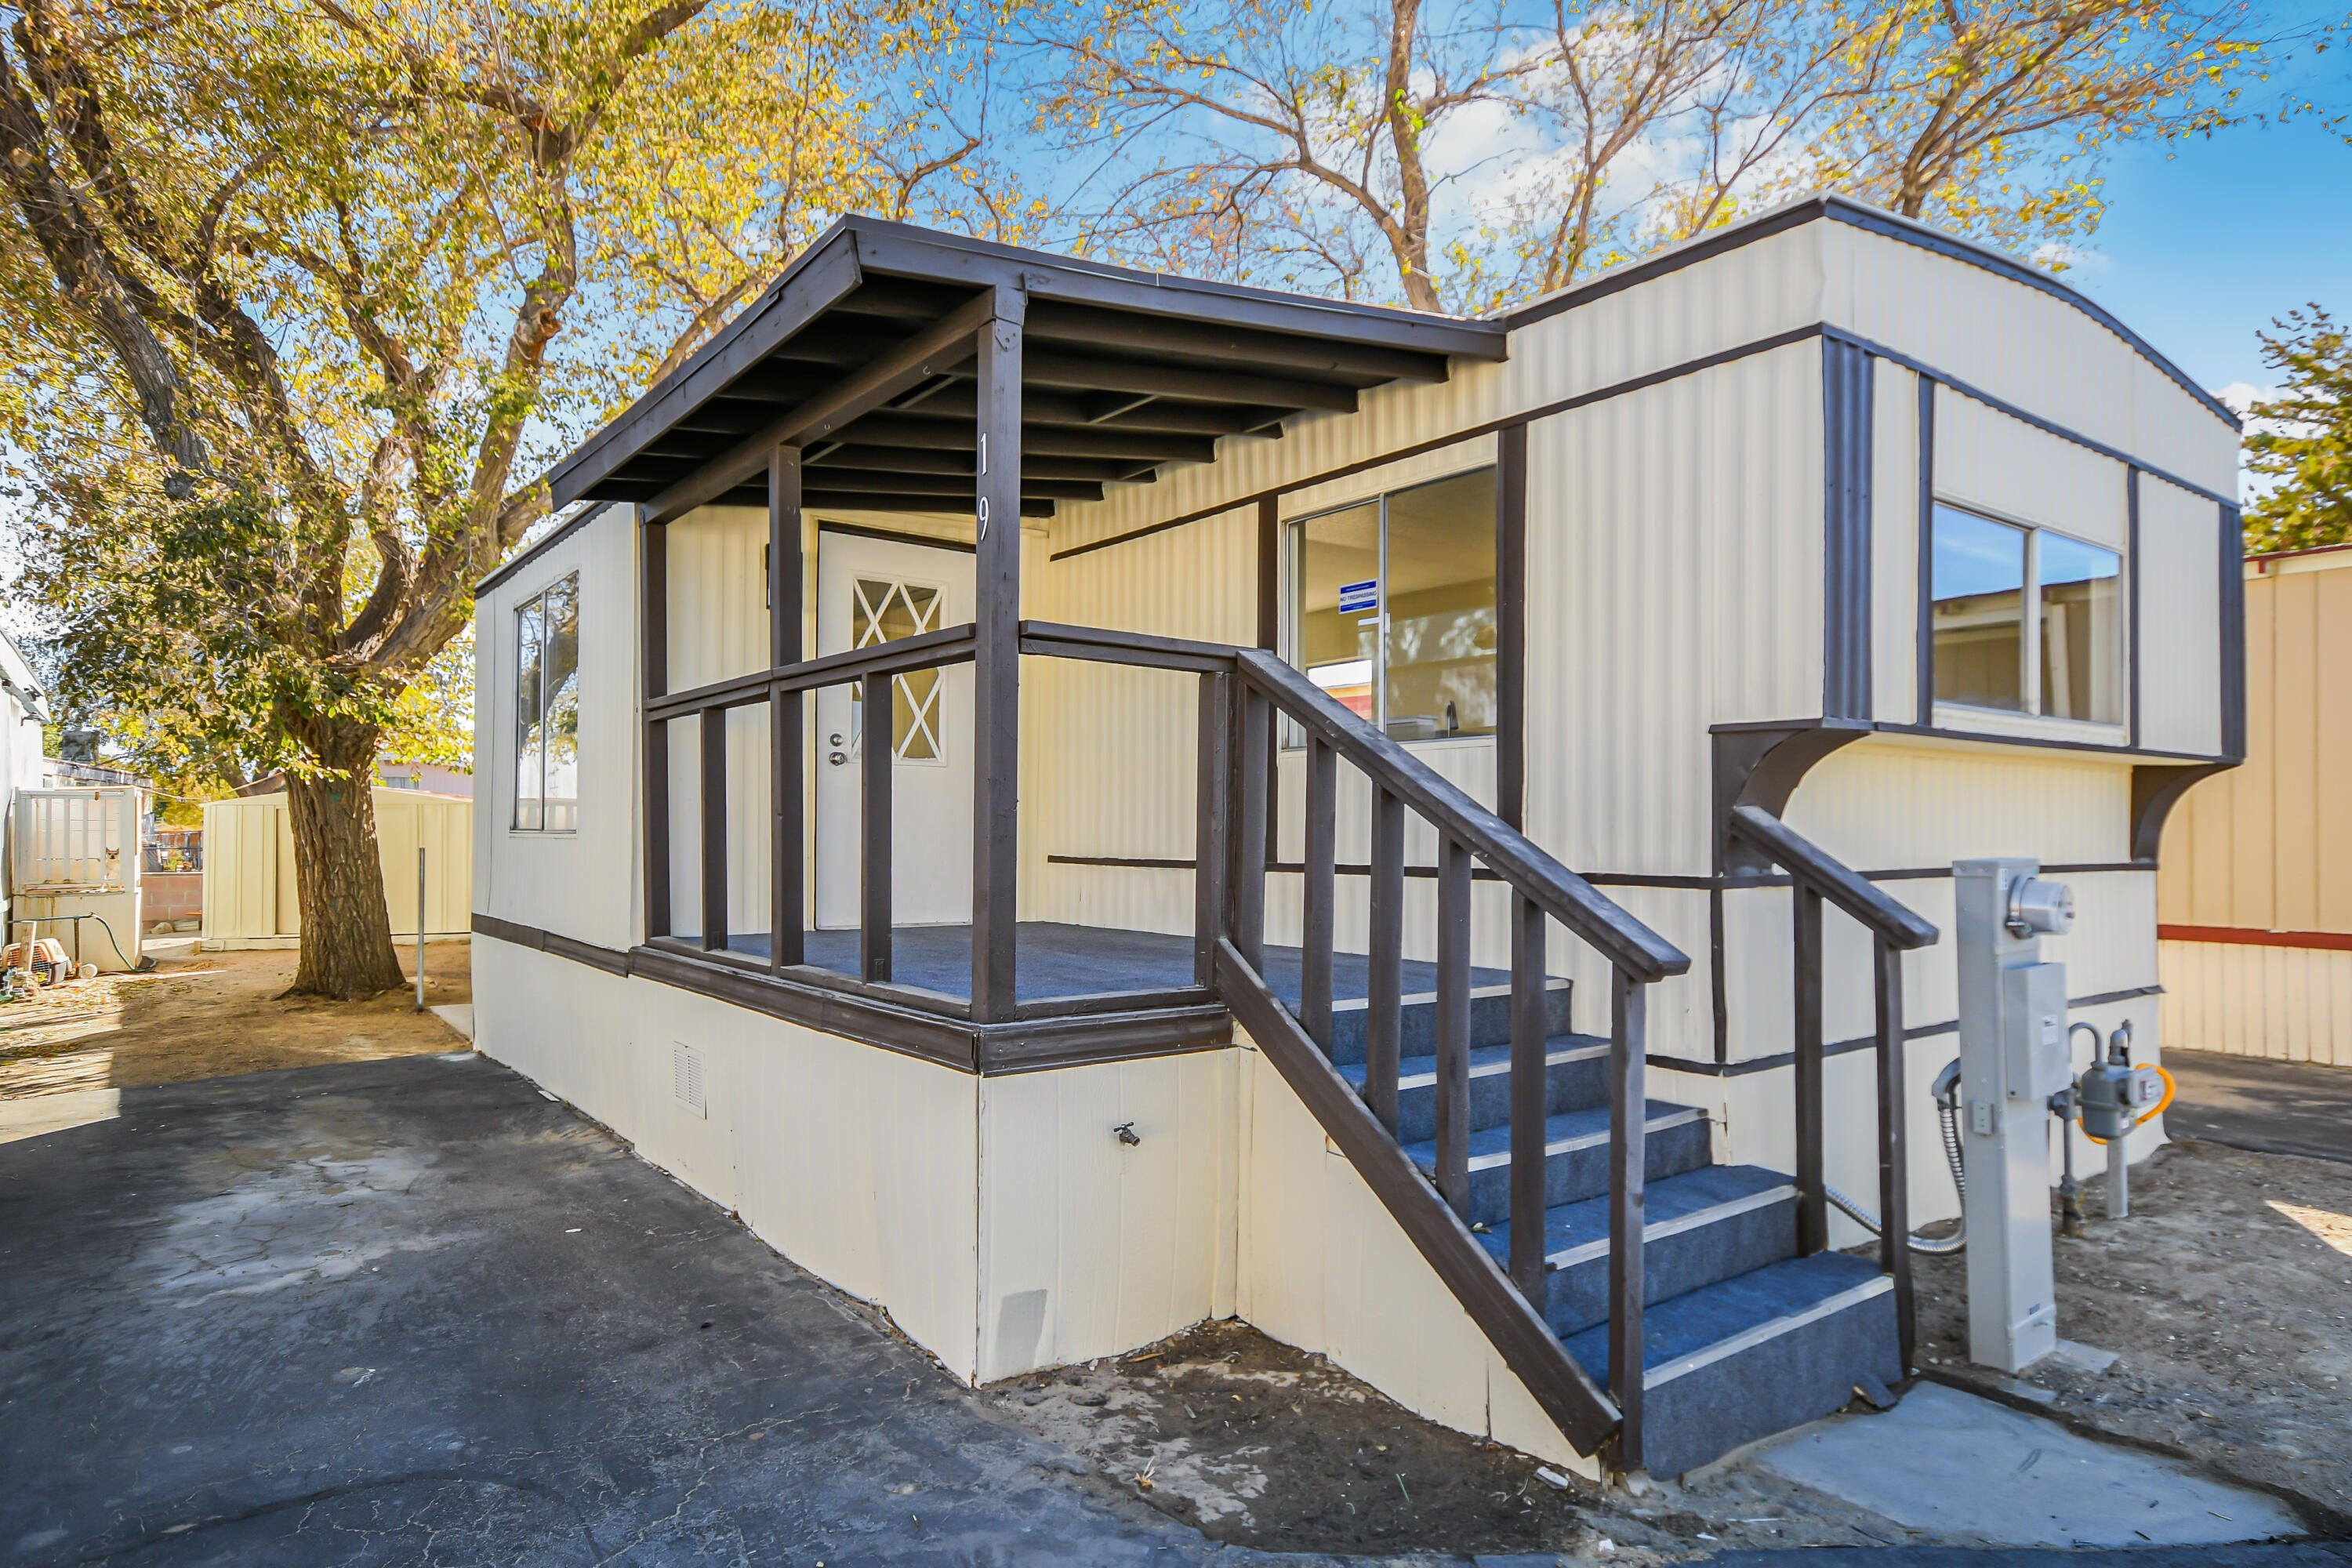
<box><xmin>1931</xmin><ymin>504</ymin><xmax>2122</xmax><ymax>724</ymax></box>
<box><xmin>1290</xmin><ymin>469</ymin><xmax>1497</xmax><ymax>741</ymax></box>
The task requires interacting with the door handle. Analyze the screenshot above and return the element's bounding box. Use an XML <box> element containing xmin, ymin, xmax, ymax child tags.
<box><xmin>827</xmin><ymin>750</ymin><xmax>848</xmax><ymax>767</ymax></box>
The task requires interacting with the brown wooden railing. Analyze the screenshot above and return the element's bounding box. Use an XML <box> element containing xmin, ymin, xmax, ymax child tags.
<box><xmin>637</xmin><ymin>611</ymin><xmax>1928</xmax><ymax>1472</ymax></box>
<box><xmin>1726</xmin><ymin>804</ymin><xmax>1939</xmax><ymax>1370</ymax></box>
<box><xmin>1014</xmin><ymin>622</ymin><xmax>1693</xmax><ymax>1463</ymax></box>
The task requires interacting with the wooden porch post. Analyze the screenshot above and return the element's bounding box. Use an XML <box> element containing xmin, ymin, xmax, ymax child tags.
<box><xmin>971</xmin><ymin>288</ymin><xmax>1025</xmax><ymax>1021</ymax></box>
<box><xmin>770</xmin><ymin>445</ymin><xmax>804</xmax><ymax>971</ymax></box>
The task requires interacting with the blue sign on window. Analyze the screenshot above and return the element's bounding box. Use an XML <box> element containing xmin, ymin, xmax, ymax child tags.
<box><xmin>1338</xmin><ymin>579</ymin><xmax>1379</xmax><ymax>615</ymax></box>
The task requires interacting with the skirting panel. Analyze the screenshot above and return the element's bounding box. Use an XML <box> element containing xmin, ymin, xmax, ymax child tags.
<box><xmin>2160</xmin><ymin>938</ymin><xmax>2352</xmax><ymax>1066</ymax></box>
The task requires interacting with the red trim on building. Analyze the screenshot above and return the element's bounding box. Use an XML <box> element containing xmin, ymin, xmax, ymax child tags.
<box><xmin>2158</xmin><ymin>924</ymin><xmax>2352</xmax><ymax>952</ymax></box>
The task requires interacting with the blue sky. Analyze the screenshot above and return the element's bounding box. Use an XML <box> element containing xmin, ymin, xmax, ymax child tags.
<box><xmin>2060</xmin><ymin>27</ymin><xmax>2350</xmax><ymax>403</ymax></box>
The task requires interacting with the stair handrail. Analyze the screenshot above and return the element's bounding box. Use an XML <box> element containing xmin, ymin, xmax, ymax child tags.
<box><xmin>1024</xmin><ymin>620</ymin><xmax>1693</xmax><ymax>1468</ymax></box>
<box><xmin>1236</xmin><ymin>648</ymin><xmax>1691</xmax><ymax>983</ymax></box>
<box><xmin>1727</xmin><ymin>804</ymin><xmax>1937</xmax><ymax>949</ymax></box>
<box><xmin>1725</xmin><ymin>801</ymin><xmax>1939</xmax><ymax>1374</ymax></box>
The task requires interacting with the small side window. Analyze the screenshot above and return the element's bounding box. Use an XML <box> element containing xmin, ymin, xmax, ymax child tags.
<box><xmin>1932</xmin><ymin>505</ymin><xmax>2123</xmax><ymax>724</ymax></box>
<box><xmin>514</xmin><ymin>572</ymin><xmax>582</xmax><ymax>831</ymax></box>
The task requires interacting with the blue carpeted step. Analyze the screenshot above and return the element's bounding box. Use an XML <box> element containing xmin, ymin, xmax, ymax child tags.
<box><xmin>1563</xmin><ymin>1251</ymin><xmax>1903</xmax><ymax>1478</ymax></box>
<box><xmin>1336</xmin><ymin>1033</ymin><xmax>1611</xmax><ymax>1141</ymax></box>
<box><xmin>1403</xmin><ymin>1100</ymin><xmax>1711</xmax><ymax>1221</ymax></box>
<box><xmin>1479</xmin><ymin>1164</ymin><xmax>1800</xmax><ymax>1338</ymax></box>
<box><xmin>1324</xmin><ymin>979</ymin><xmax>1572</xmax><ymax>1066</ymax></box>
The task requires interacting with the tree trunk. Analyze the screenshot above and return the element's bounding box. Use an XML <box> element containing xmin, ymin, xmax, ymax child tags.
<box><xmin>284</xmin><ymin>720</ymin><xmax>408</xmax><ymax>1000</ymax></box>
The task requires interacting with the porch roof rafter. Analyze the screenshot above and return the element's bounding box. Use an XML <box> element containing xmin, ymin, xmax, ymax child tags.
<box><xmin>540</xmin><ymin>216</ymin><xmax>1506</xmax><ymax>525</ymax></box>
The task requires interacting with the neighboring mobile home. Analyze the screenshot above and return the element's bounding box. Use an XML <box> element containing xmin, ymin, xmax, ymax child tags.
<box><xmin>470</xmin><ymin>195</ymin><xmax>2242</xmax><ymax>1479</ymax></box>
<box><xmin>2159</xmin><ymin>542</ymin><xmax>2350</xmax><ymax>1065</ymax></box>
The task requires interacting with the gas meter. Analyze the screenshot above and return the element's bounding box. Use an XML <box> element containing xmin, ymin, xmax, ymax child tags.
<box><xmin>2069</xmin><ymin>1020</ymin><xmax>2172</xmax><ymax>1218</ymax></box>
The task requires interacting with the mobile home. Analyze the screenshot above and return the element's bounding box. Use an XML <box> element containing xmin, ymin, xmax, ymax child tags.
<box><xmin>470</xmin><ymin>195</ymin><xmax>2241</xmax><ymax>1479</ymax></box>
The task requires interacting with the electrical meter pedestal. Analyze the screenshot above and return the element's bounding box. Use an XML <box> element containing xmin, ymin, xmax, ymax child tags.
<box><xmin>1955</xmin><ymin>858</ymin><xmax>2074</xmax><ymax>1374</ymax></box>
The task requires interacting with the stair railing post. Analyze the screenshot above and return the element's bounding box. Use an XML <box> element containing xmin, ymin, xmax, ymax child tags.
<box><xmin>1434</xmin><ymin>833</ymin><xmax>1473</xmax><ymax>1216</ymax></box>
<box><xmin>1608</xmin><ymin>965</ymin><xmax>1647</xmax><ymax>1474</ymax></box>
<box><xmin>1508</xmin><ymin>891</ymin><xmax>1548</xmax><ymax>1303</ymax></box>
<box><xmin>1793</xmin><ymin>884</ymin><xmax>1827</xmax><ymax>1254</ymax></box>
<box><xmin>1365</xmin><ymin>785</ymin><xmax>1405</xmax><ymax>1134</ymax></box>
<box><xmin>1229</xmin><ymin>682</ymin><xmax>1269</xmax><ymax>971</ymax></box>
<box><xmin>1301</xmin><ymin>736</ymin><xmax>1338</xmax><ymax>1053</ymax></box>
<box><xmin>1192</xmin><ymin>669</ymin><xmax>1233</xmax><ymax>988</ymax></box>
<box><xmin>1874</xmin><ymin>933</ymin><xmax>1915</xmax><ymax>1370</ymax></box>
<box><xmin>860</xmin><ymin>677</ymin><xmax>892</xmax><ymax>983</ymax></box>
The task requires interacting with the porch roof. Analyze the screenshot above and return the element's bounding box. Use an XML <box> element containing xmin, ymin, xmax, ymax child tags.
<box><xmin>544</xmin><ymin>216</ymin><xmax>1508</xmax><ymax>524</ymax></box>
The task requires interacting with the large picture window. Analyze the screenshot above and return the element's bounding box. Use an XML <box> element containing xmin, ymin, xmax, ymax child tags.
<box><xmin>1931</xmin><ymin>505</ymin><xmax>2122</xmax><ymax>724</ymax></box>
<box><xmin>1290</xmin><ymin>468</ymin><xmax>1497</xmax><ymax>741</ymax></box>
<box><xmin>514</xmin><ymin>573</ymin><xmax>581</xmax><ymax>831</ymax></box>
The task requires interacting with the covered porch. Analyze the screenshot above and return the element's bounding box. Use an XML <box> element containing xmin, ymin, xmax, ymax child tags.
<box><xmin>544</xmin><ymin>216</ymin><xmax>1515</xmax><ymax>1049</ymax></box>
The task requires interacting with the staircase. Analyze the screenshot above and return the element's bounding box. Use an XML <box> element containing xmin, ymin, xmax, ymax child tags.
<box><xmin>1035</xmin><ymin>626</ymin><xmax>1936</xmax><ymax>1479</ymax></box>
<box><xmin>1329</xmin><ymin>985</ymin><xmax>1902</xmax><ymax>1478</ymax></box>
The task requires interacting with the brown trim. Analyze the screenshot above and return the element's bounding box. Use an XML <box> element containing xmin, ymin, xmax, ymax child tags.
<box><xmin>1646</xmin><ymin>984</ymin><xmax>2165</xmax><ymax>1077</ymax></box>
<box><xmin>2131</xmin><ymin>761</ymin><xmax>2234</xmax><ymax>862</ymax></box>
<box><xmin>771</xmin><ymin>447</ymin><xmax>806</xmax><ymax>971</ymax></box>
<box><xmin>474</xmin><ymin>911</ymin><xmax>1234</xmax><ymax>1073</ymax></box>
<box><xmin>1215</xmin><ymin>938</ymin><xmax>1618</xmax><ymax>1454</ymax></box>
<box><xmin>1828</xmin><ymin>327</ymin><xmax>2230</xmax><ymax>510</ymax></box>
<box><xmin>972</xmin><ymin>296</ymin><xmax>1025</xmax><ymax>1021</ymax></box>
<box><xmin>1496</xmin><ymin>423</ymin><xmax>1528</xmax><ymax>829</ymax></box>
<box><xmin>1257</xmin><ymin>495</ymin><xmax>1280</xmax><ymax>651</ymax></box>
<box><xmin>817</xmin><ymin>519</ymin><xmax>977</xmax><ymax>554</ymax></box>
<box><xmin>641</xmin><ymin>513</ymin><xmax>671</xmax><ymax>942</ymax></box>
<box><xmin>2159</xmin><ymin>925</ymin><xmax>2352</xmax><ymax>953</ymax></box>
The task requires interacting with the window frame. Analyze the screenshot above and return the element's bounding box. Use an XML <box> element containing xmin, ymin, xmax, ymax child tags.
<box><xmin>1927</xmin><ymin>500</ymin><xmax>2128</xmax><ymax>731</ymax></box>
<box><xmin>1282</xmin><ymin>463</ymin><xmax>1500</xmax><ymax>748</ymax></box>
<box><xmin>511</xmin><ymin>570</ymin><xmax>582</xmax><ymax>835</ymax></box>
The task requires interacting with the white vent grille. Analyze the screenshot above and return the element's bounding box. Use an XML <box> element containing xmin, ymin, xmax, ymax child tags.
<box><xmin>671</xmin><ymin>1043</ymin><xmax>706</xmax><ymax>1118</ymax></box>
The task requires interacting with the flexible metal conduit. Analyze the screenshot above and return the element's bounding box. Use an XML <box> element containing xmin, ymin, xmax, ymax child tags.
<box><xmin>1825</xmin><ymin>1061</ymin><xmax>1969</xmax><ymax>1256</ymax></box>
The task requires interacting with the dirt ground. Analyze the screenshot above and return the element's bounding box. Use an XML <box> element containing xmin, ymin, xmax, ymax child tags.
<box><xmin>0</xmin><ymin>944</ymin><xmax>470</xmax><ymax>1100</ymax></box>
<box><xmin>985</xmin><ymin>1318</ymin><xmax>1993</xmax><ymax>1560</ymax></box>
<box><xmin>1915</xmin><ymin>1135</ymin><xmax>2352</xmax><ymax>1531</ymax></box>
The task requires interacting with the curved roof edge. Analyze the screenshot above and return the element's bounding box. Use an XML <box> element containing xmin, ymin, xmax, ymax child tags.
<box><xmin>1497</xmin><ymin>194</ymin><xmax>2239</xmax><ymax>432</ymax></box>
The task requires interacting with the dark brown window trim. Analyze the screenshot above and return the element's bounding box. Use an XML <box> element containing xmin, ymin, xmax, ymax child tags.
<box><xmin>473</xmin><ymin>913</ymin><xmax>1232</xmax><ymax>1074</ymax></box>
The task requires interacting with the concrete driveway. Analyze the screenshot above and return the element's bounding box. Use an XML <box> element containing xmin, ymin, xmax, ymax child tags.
<box><xmin>0</xmin><ymin>1053</ymin><xmax>1281</xmax><ymax>1567</ymax></box>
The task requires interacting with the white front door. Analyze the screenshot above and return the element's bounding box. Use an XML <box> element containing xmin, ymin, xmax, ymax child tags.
<box><xmin>814</xmin><ymin>532</ymin><xmax>975</xmax><ymax>928</ymax></box>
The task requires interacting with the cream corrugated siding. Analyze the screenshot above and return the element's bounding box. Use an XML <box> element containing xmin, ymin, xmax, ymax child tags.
<box><xmin>1236</xmin><ymin>1042</ymin><xmax>1592</xmax><ymax>1475</ymax></box>
<box><xmin>1523</xmin><ymin>339</ymin><xmax>1823</xmax><ymax>877</ymax></box>
<box><xmin>1047</xmin><ymin>223</ymin><xmax>1834</xmax><ymax>556</ymax></box>
<box><xmin>471</xmin><ymin>941</ymin><xmax>985</xmax><ymax>1378</ymax></box>
<box><xmin>975</xmin><ymin>1052</ymin><xmax>1240</xmax><ymax>1380</ymax></box>
<box><xmin>2159</xmin><ymin>550</ymin><xmax>2352</xmax><ymax>1062</ymax></box>
<box><xmin>1822</xmin><ymin>221</ymin><xmax>2237</xmax><ymax>500</ymax></box>
<box><xmin>475</xmin><ymin>506</ymin><xmax>642</xmax><ymax>953</ymax></box>
<box><xmin>1871</xmin><ymin>364</ymin><xmax>1922</xmax><ymax>722</ymax></box>
<box><xmin>1933</xmin><ymin>387</ymin><xmax>2129</xmax><ymax>550</ymax></box>
<box><xmin>2136</xmin><ymin>477</ymin><xmax>2226</xmax><ymax>757</ymax></box>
